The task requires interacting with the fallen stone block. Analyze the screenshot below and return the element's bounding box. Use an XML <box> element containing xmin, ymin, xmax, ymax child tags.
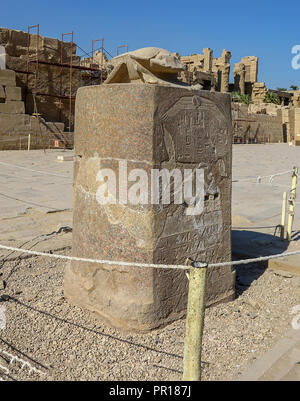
<box><xmin>57</xmin><ymin>155</ymin><xmax>74</xmax><ymax>162</ymax></box>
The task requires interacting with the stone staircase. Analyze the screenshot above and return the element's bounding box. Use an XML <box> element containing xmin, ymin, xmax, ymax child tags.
<box><xmin>0</xmin><ymin>69</ymin><xmax>72</xmax><ymax>150</ymax></box>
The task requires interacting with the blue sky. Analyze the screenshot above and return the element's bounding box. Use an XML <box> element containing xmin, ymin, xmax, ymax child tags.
<box><xmin>2</xmin><ymin>0</ymin><xmax>300</xmax><ymax>89</ymax></box>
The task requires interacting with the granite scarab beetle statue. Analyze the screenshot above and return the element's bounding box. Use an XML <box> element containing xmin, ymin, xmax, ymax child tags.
<box><xmin>104</xmin><ymin>47</ymin><xmax>187</xmax><ymax>87</ymax></box>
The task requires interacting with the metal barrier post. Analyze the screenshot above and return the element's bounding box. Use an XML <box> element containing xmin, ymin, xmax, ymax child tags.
<box><xmin>183</xmin><ymin>259</ymin><xmax>208</xmax><ymax>381</ymax></box>
<box><xmin>280</xmin><ymin>192</ymin><xmax>287</xmax><ymax>240</ymax></box>
<box><xmin>287</xmin><ymin>167</ymin><xmax>298</xmax><ymax>241</ymax></box>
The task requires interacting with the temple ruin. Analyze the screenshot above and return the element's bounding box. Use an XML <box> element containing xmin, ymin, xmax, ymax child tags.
<box><xmin>1</xmin><ymin>26</ymin><xmax>300</xmax><ymax>150</ymax></box>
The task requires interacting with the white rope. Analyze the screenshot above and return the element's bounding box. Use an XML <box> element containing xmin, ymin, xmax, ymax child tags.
<box><xmin>0</xmin><ymin>349</ymin><xmax>45</xmax><ymax>376</ymax></box>
<box><xmin>233</xmin><ymin>169</ymin><xmax>293</xmax><ymax>184</ymax></box>
<box><xmin>0</xmin><ymin>244</ymin><xmax>299</xmax><ymax>270</ymax></box>
<box><xmin>0</xmin><ymin>161</ymin><xmax>71</xmax><ymax>179</ymax></box>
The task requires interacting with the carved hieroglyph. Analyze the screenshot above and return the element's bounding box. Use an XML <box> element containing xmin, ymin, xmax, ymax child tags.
<box><xmin>65</xmin><ymin>84</ymin><xmax>235</xmax><ymax>332</ymax></box>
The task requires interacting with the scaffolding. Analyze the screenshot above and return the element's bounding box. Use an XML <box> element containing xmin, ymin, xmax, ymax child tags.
<box><xmin>117</xmin><ymin>44</ymin><xmax>129</xmax><ymax>56</ymax></box>
<box><xmin>232</xmin><ymin>118</ymin><xmax>270</xmax><ymax>144</ymax></box>
<box><xmin>27</xmin><ymin>28</ymin><xmax>103</xmax><ymax>132</ymax></box>
<box><xmin>11</xmin><ymin>25</ymin><xmax>107</xmax><ymax>149</ymax></box>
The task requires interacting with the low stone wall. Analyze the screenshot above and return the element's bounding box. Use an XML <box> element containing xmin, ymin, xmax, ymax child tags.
<box><xmin>0</xmin><ymin>113</ymin><xmax>73</xmax><ymax>150</ymax></box>
<box><xmin>232</xmin><ymin>103</ymin><xmax>285</xmax><ymax>143</ymax></box>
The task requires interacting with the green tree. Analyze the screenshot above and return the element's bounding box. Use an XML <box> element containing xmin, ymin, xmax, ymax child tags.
<box><xmin>276</xmin><ymin>87</ymin><xmax>287</xmax><ymax>92</ymax></box>
<box><xmin>264</xmin><ymin>92</ymin><xmax>281</xmax><ymax>105</ymax></box>
<box><xmin>290</xmin><ymin>85</ymin><xmax>299</xmax><ymax>91</ymax></box>
<box><xmin>231</xmin><ymin>92</ymin><xmax>252</xmax><ymax>105</ymax></box>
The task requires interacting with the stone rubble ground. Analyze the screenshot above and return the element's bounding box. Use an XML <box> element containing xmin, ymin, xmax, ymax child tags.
<box><xmin>0</xmin><ymin>250</ymin><xmax>299</xmax><ymax>381</ymax></box>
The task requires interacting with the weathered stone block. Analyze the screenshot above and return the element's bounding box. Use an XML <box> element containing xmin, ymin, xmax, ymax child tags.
<box><xmin>64</xmin><ymin>84</ymin><xmax>235</xmax><ymax>332</ymax></box>
<box><xmin>0</xmin><ymin>113</ymin><xmax>29</xmax><ymax>134</ymax></box>
<box><xmin>0</xmin><ymin>101</ymin><xmax>24</xmax><ymax>114</ymax></box>
<box><xmin>0</xmin><ymin>85</ymin><xmax>5</xmax><ymax>99</ymax></box>
<box><xmin>5</xmin><ymin>86</ymin><xmax>22</xmax><ymax>101</ymax></box>
<box><xmin>0</xmin><ymin>69</ymin><xmax>16</xmax><ymax>86</ymax></box>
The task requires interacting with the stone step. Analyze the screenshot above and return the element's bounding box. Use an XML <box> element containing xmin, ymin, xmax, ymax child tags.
<box><xmin>0</xmin><ymin>101</ymin><xmax>24</xmax><ymax>114</ymax></box>
<box><xmin>0</xmin><ymin>69</ymin><xmax>16</xmax><ymax>86</ymax></box>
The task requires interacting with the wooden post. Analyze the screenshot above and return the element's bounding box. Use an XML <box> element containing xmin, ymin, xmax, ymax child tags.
<box><xmin>183</xmin><ymin>259</ymin><xmax>208</xmax><ymax>381</ymax></box>
<box><xmin>287</xmin><ymin>167</ymin><xmax>298</xmax><ymax>241</ymax></box>
<box><xmin>280</xmin><ymin>192</ymin><xmax>287</xmax><ymax>240</ymax></box>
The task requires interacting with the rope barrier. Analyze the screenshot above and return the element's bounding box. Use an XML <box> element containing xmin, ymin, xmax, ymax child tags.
<box><xmin>0</xmin><ymin>349</ymin><xmax>45</xmax><ymax>376</ymax></box>
<box><xmin>0</xmin><ymin>244</ymin><xmax>299</xmax><ymax>270</ymax></box>
<box><xmin>233</xmin><ymin>170</ymin><xmax>293</xmax><ymax>184</ymax></box>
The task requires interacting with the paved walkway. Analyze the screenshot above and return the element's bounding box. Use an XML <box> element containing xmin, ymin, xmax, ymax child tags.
<box><xmin>237</xmin><ymin>327</ymin><xmax>300</xmax><ymax>381</ymax></box>
<box><xmin>0</xmin><ymin>149</ymin><xmax>74</xmax><ymax>254</ymax></box>
<box><xmin>0</xmin><ymin>149</ymin><xmax>73</xmax><ymax>219</ymax></box>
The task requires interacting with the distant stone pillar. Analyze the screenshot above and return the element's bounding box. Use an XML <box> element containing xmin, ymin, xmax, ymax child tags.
<box><xmin>0</xmin><ymin>45</ymin><xmax>6</xmax><ymax>70</ymax></box>
<box><xmin>203</xmin><ymin>48</ymin><xmax>213</xmax><ymax>72</ymax></box>
<box><xmin>234</xmin><ymin>63</ymin><xmax>246</xmax><ymax>94</ymax></box>
<box><xmin>221</xmin><ymin>65</ymin><xmax>230</xmax><ymax>92</ymax></box>
<box><xmin>64</xmin><ymin>84</ymin><xmax>235</xmax><ymax>332</ymax></box>
<box><xmin>293</xmin><ymin>92</ymin><xmax>300</xmax><ymax>107</ymax></box>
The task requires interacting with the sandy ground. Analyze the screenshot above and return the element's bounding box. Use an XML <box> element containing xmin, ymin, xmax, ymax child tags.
<box><xmin>0</xmin><ymin>144</ymin><xmax>300</xmax><ymax>381</ymax></box>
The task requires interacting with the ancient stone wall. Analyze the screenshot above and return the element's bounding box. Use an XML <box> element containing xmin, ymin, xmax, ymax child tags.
<box><xmin>232</xmin><ymin>102</ymin><xmax>285</xmax><ymax>143</ymax></box>
<box><xmin>293</xmin><ymin>108</ymin><xmax>300</xmax><ymax>145</ymax></box>
<box><xmin>234</xmin><ymin>56</ymin><xmax>258</xmax><ymax>96</ymax></box>
<box><xmin>252</xmin><ymin>82</ymin><xmax>268</xmax><ymax>104</ymax></box>
<box><xmin>0</xmin><ymin>27</ymin><xmax>83</xmax><ymax>129</ymax></box>
<box><xmin>0</xmin><ymin>68</ymin><xmax>71</xmax><ymax>150</ymax></box>
<box><xmin>179</xmin><ymin>48</ymin><xmax>231</xmax><ymax>91</ymax></box>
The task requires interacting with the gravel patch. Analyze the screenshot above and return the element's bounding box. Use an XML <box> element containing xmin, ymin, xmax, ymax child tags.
<box><xmin>0</xmin><ymin>252</ymin><xmax>299</xmax><ymax>381</ymax></box>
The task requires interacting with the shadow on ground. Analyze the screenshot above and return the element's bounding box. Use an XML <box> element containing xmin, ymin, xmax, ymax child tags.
<box><xmin>232</xmin><ymin>229</ymin><xmax>291</xmax><ymax>297</ymax></box>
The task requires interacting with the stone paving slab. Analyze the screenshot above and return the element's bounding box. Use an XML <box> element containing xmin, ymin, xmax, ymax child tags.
<box><xmin>0</xmin><ymin>149</ymin><xmax>73</xmax><ymax>219</ymax></box>
<box><xmin>237</xmin><ymin>328</ymin><xmax>300</xmax><ymax>381</ymax></box>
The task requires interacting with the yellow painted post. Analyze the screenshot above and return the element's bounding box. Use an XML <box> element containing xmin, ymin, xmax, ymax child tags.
<box><xmin>287</xmin><ymin>167</ymin><xmax>298</xmax><ymax>241</ymax></box>
<box><xmin>183</xmin><ymin>259</ymin><xmax>208</xmax><ymax>381</ymax></box>
<box><xmin>280</xmin><ymin>192</ymin><xmax>287</xmax><ymax>240</ymax></box>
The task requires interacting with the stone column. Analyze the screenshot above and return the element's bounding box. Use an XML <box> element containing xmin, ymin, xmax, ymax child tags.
<box><xmin>234</xmin><ymin>63</ymin><xmax>246</xmax><ymax>94</ymax></box>
<box><xmin>221</xmin><ymin>65</ymin><xmax>230</xmax><ymax>92</ymax></box>
<box><xmin>0</xmin><ymin>45</ymin><xmax>5</xmax><ymax>70</ymax></box>
<box><xmin>64</xmin><ymin>84</ymin><xmax>235</xmax><ymax>332</ymax></box>
<box><xmin>203</xmin><ymin>48</ymin><xmax>212</xmax><ymax>73</ymax></box>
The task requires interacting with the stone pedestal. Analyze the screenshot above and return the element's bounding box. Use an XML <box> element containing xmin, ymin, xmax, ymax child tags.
<box><xmin>64</xmin><ymin>84</ymin><xmax>235</xmax><ymax>332</ymax></box>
